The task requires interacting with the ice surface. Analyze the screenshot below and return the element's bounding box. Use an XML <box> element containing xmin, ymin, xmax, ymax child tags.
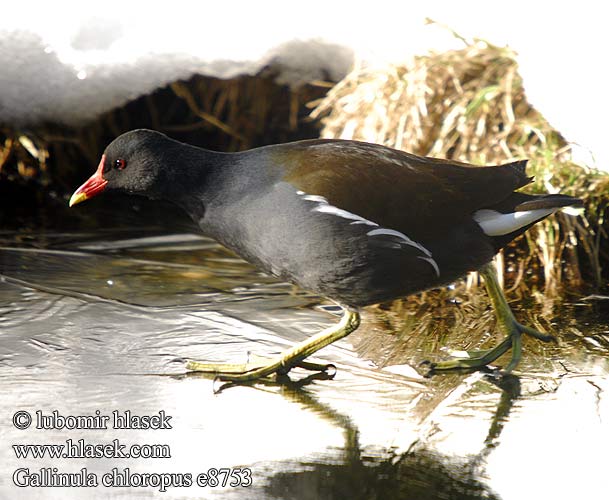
<box><xmin>0</xmin><ymin>0</ymin><xmax>607</xmax><ymax>170</ymax></box>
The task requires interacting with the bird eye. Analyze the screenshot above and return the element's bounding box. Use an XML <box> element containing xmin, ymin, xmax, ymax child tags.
<box><xmin>115</xmin><ymin>158</ymin><xmax>127</xmax><ymax>170</ymax></box>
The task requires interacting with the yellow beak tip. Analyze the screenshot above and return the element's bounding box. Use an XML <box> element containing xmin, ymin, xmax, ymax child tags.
<box><xmin>69</xmin><ymin>192</ymin><xmax>87</xmax><ymax>207</ymax></box>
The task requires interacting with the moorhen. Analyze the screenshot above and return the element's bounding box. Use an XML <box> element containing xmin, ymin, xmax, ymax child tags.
<box><xmin>69</xmin><ymin>129</ymin><xmax>582</xmax><ymax>381</ymax></box>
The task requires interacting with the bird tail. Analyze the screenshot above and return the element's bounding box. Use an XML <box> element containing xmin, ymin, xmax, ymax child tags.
<box><xmin>473</xmin><ymin>192</ymin><xmax>583</xmax><ymax>250</ymax></box>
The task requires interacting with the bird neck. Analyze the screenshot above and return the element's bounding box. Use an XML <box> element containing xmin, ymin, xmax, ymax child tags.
<box><xmin>159</xmin><ymin>144</ymin><xmax>235</xmax><ymax>219</ymax></box>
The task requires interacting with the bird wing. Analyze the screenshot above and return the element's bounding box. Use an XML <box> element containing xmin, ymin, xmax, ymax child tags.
<box><xmin>274</xmin><ymin>139</ymin><xmax>530</xmax><ymax>238</ymax></box>
<box><xmin>291</xmin><ymin>186</ymin><xmax>441</xmax><ymax>277</ymax></box>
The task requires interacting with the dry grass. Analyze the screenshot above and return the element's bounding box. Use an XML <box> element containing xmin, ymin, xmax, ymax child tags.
<box><xmin>310</xmin><ymin>33</ymin><xmax>608</xmax><ymax>299</ymax></box>
<box><xmin>0</xmin><ymin>130</ymin><xmax>50</xmax><ymax>182</ymax></box>
<box><xmin>0</xmin><ymin>73</ymin><xmax>328</xmax><ymax>227</ymax></box>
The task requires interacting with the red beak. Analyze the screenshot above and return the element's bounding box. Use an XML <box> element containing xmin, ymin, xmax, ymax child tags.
<box><xmin>69</xmin><ymin>155</ymin><xmax>108</xmax><ymax>207</ymax></box>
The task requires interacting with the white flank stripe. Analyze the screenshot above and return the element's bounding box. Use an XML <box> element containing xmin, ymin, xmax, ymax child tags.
<box><xmin>418</xmin><ymin>256</ymin><xmax>441</xmax><ymax>277</ymax></box>
<box><xmin>302</xmin><ymin>194</ymin><xmax>328</xmax><ymax>203</ymax></box>
<box><xmin>473</xmin><ymin>208</ymin><xmax>557</xmax><ymax>236</ymax></box>
<box><xmin>350</xmin><ymin>220</ymin><xmax>377</xmax><ymax>225</ymax></box>
<box><xmin>298</xmin><ymin>192</ymin><xmax>378</xmax><ymax>226</ymax></box>
<box><xmin>366</xmin><ymin>228</ymin><xmax>432</xmax><ymax>257</ymax></box>
<box><xmin>313</xmin><ymin>204</ymin><xmax>378</xmax><ymax>226</ymax></box>
<box><xmin>297</xmin><ymin>190</ymin><xmax>440</xmax><ymax>276</ymax></box>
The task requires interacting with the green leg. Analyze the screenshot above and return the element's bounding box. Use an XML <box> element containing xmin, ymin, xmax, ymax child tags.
<box><xmin>429</xmin><ymin>261</ymin><xmax>555</xmax><ymax>374</ymax></box>
<box><xmin>187</xmin><ymin>309</ymin><xmax>361</xmax><ymax>382</ymax></box>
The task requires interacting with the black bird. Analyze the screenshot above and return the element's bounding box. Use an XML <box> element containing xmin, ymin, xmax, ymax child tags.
<box><xmin>69</xmin><ymin>129</ymin><xmax>582</xmax><ymax>381</ymax></box>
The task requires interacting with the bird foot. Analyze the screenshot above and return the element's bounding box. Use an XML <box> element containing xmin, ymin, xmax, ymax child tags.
<box><xmin>186</xmin><ymin>353</ymin><xmax>335</xmax><ymax>383</ymax></box>
<box><xmin>186</xmin><ymin>309</ymin><xmax>358</xmax><ymax>384</ymax></box>
<box><xmin>422</xmin><ymin>320</ymin><xmax>555</xmax><ymax>376</ymax></box>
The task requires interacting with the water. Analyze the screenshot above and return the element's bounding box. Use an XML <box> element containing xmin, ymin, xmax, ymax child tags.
<box><xmin>1</xmin><ymin>215</ymin><xmax>608</xmax><ymax>499</ymax></box>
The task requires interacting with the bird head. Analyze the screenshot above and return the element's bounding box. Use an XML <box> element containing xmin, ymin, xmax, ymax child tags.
<box><xmin>69</xmin><ymin>129</ymin><xmax>182</xmax><ymax>206</ymax></box>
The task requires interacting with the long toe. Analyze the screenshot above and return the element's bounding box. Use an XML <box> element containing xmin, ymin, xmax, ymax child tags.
<box><xmin>424</xmin><ymin>317</ymin><xmax>555</xmax><ymax>376</ymax></box>
<box><xmin>424</xmin><ymin>335</ymin><xmax>513</xmax><ymax>374</ymax></box>
<box><xmin>518</xmin><ymin>323</ymin><xmax>556</xmax><ymax>343</ymax></box>
<box><xmin>187</xmin><ymin>356</ymin><xmax>335</xmax><ymax>382</ymax></box>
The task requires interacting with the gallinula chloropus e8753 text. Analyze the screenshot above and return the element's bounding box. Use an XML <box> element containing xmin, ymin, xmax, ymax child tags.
<box><xmin>70</xmin><ymin>130</ymin><xmax>582</xmax><ymax>381</ymax></box>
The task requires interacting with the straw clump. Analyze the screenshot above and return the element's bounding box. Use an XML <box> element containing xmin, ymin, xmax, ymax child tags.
<box><xmin>311</xmin><ymin>36</ymin><xmax>608</xmax><ymax>298</ymax></box>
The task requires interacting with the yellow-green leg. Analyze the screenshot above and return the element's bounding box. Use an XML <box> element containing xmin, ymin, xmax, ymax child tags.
<box><xmin>429</xmin><ymin>261</ymin><xmax>555</xmax><ymax>374</ymax></box>
<box><xmin>187</xmin><ymin>309</ymin><xmax>361</xmax><ymax>382</ymax></box>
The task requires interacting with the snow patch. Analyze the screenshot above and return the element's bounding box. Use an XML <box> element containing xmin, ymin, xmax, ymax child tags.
<box><xmin>0</xmin><ymin>1</ymin><xmax>607</xmax><ymax>170</ymax></box>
